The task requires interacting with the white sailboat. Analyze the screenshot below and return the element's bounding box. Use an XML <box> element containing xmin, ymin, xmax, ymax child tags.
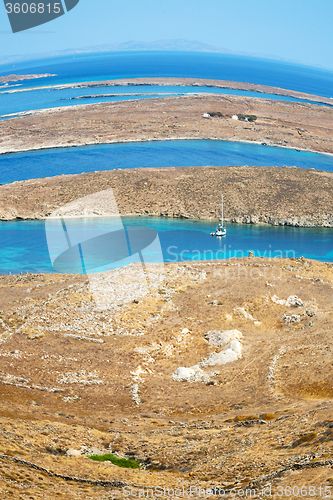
<box><xmin>213</xmin><ymin>194</ymin><xmax>226</xmax><ymax>236</ymax></box>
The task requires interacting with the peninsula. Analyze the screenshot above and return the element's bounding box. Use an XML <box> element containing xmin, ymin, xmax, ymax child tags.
<box><xmin>1</xmin><ymin>92</ymin><xmax>332</xmax><ymax>156</ymax></box>
<box><xmin>1</xmin><ymin>166</ymin><xmax>333</xmax><ymax>227</ymax></box>
<box><xmin>0</xmin><ymin>73</ymin><xmax>55</xmax><ymax>84</ymax></box>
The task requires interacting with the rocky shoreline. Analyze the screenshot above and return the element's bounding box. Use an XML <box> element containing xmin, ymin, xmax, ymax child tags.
<box><xmin>1</xmin><ymin>166</ymin><xmax>333</xmax><ymax>227</ymax></box>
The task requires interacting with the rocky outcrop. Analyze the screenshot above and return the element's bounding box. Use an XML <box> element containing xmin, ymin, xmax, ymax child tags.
<box><xmin>230</xmin><ymin>214</ymin><xmax>333</xmax><ymax>227</ymax></box>
<box><xmin>1</xmin><ymin>93</ymin><xmax>333</xmax><ymax>155</ymax></box>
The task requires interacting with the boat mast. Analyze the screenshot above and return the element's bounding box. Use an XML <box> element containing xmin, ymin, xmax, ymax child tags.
<box><xmin>221</xmin><ymin>194</ymin><xmax>224</xmax><ymax>227</ymax></box>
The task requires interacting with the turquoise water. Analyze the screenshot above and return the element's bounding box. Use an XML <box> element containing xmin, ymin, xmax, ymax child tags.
<box><xmin>1</xmin><ymin>217</ymin><xmax>333</xmax><ymax>275</ymax></box>
<box><xmin>0</xmin><ymin>90</ymin><xmax>175</xmax><ymax>120</ymax></box>
<box><xmin>2</xmin><ymin>139</ymin><xmax>333</xmax><ymax>185</ymax></box>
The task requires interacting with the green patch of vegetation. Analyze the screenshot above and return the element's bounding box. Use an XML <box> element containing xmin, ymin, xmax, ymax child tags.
<box><xmin>237</xmin><ymin>114</ymin><xmax>257</xmax><ymax>122</ymax></box>
<box><xmin>87</xmin><ymin>453</ymin><xmax>141</xmax><ymax>469</ymax></box>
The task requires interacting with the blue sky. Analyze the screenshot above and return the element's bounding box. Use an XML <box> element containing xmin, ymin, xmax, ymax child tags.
<box><xmin>0</xmin><ymin>0</ymin><xmax>333</xmax><ymax>70</ymax></box>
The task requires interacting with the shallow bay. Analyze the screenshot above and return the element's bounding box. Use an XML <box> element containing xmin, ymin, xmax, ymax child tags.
<box><xmin>1</xmin><ymin>216</ymin><xmax>332</xmax><ymax>274</ymax></box>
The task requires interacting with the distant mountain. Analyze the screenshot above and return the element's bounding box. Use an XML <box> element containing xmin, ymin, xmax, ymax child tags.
<box><xmin>0</xmin><ymin>39</ymin><xmax>233</xmax><ymax>65</ymax></box>
<box><xmin>89</xmin><ymin>39</ymin><xmax>232</xmax><ymax>53</ymax></box>
<box><xmin>0</xmin><ymin>39</ymin><xmax>326</xmax><ymax>70</ymax></box>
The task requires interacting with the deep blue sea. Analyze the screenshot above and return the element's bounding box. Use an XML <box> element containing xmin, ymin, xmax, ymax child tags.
<box><xmin>1</xmin><ymin>51</ymin><xmax>333</xmax><ymax>272</ymax></box>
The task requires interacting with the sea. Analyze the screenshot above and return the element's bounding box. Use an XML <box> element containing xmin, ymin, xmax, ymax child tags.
<box><xmin>1</xmin><ymin>51</ymin><xmax>333</xmax><ymax>273</ymax></box>
<box><xmin>1</xmin><ymin>52</ymin><xmax>333</xmax><ymax>119</ymax></box>
<box><xmin>1</xmin><ymin>51</ymin><xmax>333</xmax><ymax>96</ymax></box>
<box><xmin>1</xmin><ymin>218</ymin><xmax>333</xmax><ymax>275</ymax></box>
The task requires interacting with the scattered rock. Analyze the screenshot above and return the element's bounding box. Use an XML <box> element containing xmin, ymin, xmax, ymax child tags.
<box><xmin>283</xmin><ymin>314</ymin><xmax>301</xmax><ymax>324</ymax></box>
<box><xmin>204</xmin><ymin>329</ymin><xmax>243</xmax><ymax>347</ymax></box>
<box><xmin>201</xmin><ymin>340</ymin><xmax>242</xmax><ymax>367</ymax></box>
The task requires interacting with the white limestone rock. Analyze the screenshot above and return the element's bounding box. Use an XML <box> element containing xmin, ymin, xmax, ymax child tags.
<box><xmin>173</xmin><ymin>365</ymin><xmax>211</xmax><ymax>383</ymax></box>
<box><xmin>204</xmin><ymin>329</ymin><xmax>243</xmax><ymax>347</ymax></box>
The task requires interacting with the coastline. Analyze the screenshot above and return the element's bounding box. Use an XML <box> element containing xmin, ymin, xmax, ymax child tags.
<box><xmin>1</xmin><ymin>79</ymin><xmax>332</xmax><ymax>227</ymax></box>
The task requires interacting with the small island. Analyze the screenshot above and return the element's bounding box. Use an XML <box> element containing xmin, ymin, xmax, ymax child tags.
<box><xmin>0</xmin><ymin>256</ymin><xmax>332</xmax><ymax>495</ymax></box>
<box><xmin>0</xmin><ymin>73</ymin><xmax>56</xmax><ymax>84</ymax></box>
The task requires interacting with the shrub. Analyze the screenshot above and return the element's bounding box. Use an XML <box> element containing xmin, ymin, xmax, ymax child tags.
<box><xmin>207</xmin><ymin>111</ymin><xmax>224</xmax><ymax>117</ymax></box>
<box><xmin>237</xmin><ymin>114</ymin><xmax>257</xmax><ymax>122</ymax></box>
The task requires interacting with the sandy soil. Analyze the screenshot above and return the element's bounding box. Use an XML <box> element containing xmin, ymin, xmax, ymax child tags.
<box><xmin>1</xmin><ymin>77</ymin><xmax>333</xmax><ymax>499</ymax></box>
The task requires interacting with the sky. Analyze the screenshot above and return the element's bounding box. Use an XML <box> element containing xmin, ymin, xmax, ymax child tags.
<box><xmin>0</xmin><ymin>0</ymin><xmax>333</xmax><ymax>70</ymax></box>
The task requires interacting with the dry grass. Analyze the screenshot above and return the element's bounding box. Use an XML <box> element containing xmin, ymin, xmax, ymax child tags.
<box><xmin>1</xmin><ymin>166</ymin><xmax>333</xmax><ymax>227</ymax></box>
<box><xmin>0</xmin><ymin>257</ymin><xmax>332</xmax><ymax>497</ymax></box>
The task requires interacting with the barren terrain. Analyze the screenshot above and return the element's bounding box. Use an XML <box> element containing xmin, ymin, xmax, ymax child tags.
<box><xmin>0</xmin><ymin>257</ymin><xmax>332</xmax><ymax>498</ymax></box>
<box><xmin>0</xmin><ymin>74</ymin><xmax>55</xmax><ymax>84</ymax></box>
